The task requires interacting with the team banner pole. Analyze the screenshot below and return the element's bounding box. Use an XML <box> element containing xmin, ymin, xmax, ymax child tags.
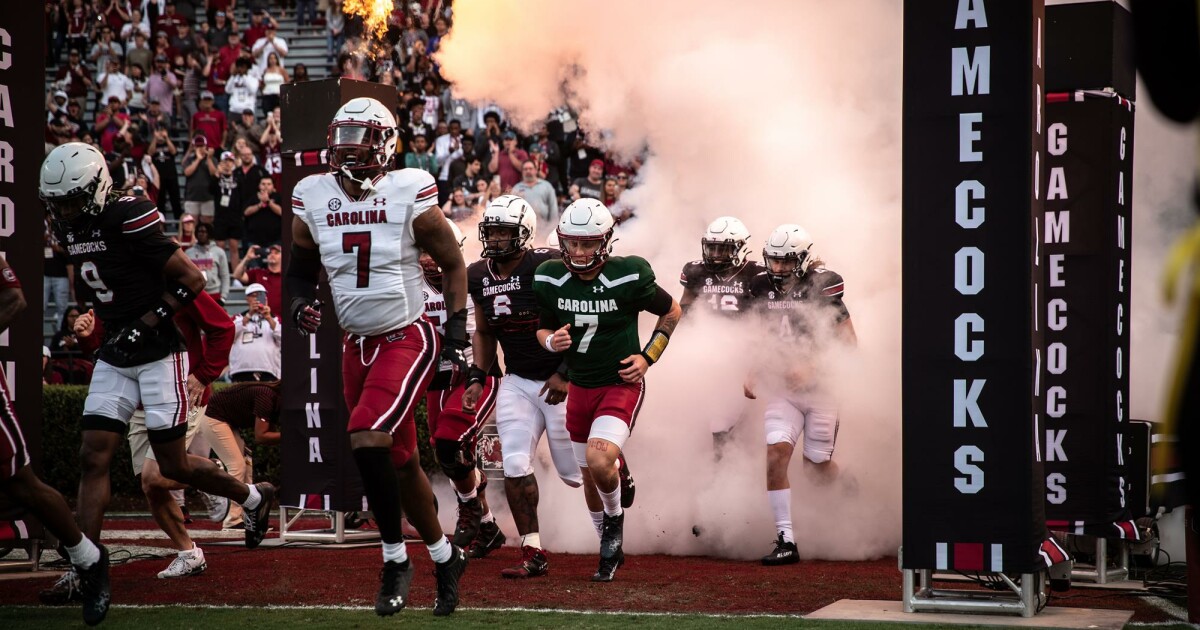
<box><xmin>902</xmin><ymin>0</ymin><xmax>1049</xmax><ymax>575</ymax></box>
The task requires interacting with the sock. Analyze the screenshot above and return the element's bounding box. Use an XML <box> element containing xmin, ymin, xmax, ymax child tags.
<box><xmin>65</xmin><ymin>537</ymin><xmax>101</xmax><ymax>569</ymax></box>
<box><xmin>171</xmin><ymin>488</ymin><xmax>186</xmax><ymax>508</ymax></box>
<box><xmin>427</xmin><ymin>536</ymin><xmax>452</xmax><ymax>563</ymax></box>
<box><xmin>599</xmin><ymin>485</ymin><xmax>623</xmax><ymax>517</ymax></box>
<box><xmin>241</xmin><ymin>484</ymin><xmax>262</xmax><ymax>510</ymax></box>
<box><xmin>180</xmin><ymin>543</ymin><xmax>199</xmax><ymax>557</ymax></box>
<box><xmin>768</xmin><ymin>489</ymin><xmax>794</xmax><ymax>544</ymax></box>
<box><xmin>455</xmin><ymin>486</ymin><xmax>478</xmax><ymax>501</ymax></box>
<box><xmin>522</xmin><ymin>532</ymin><xmax>542</xmax><ymax>549</ymax></box>
<box><xmin>382</xmin><ymin>540</ymin><xmax>409</xmax><ymax>563</ymax></box>
<box><xmin>590</xmin><ymin>510</ymin><xmax>605</xmax><ymax>537</ymax></box>
<box><xmin>480</xmin><ymin>510</ymin><xmax>495</xmax><ymax>524</ymax></box>
<box><xmin>352</xmin><ymin>447</ymin><xmax>405</xmax><ymax>545</ymax></box>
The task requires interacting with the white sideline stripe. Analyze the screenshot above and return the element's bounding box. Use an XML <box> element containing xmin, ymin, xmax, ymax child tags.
<box><xmin>2</xmin><ymin>604</ymin><xmax>800</xmax><ymax>619</ymax></box>
<box><xmin>100</xmin><ymin>529</ymin><xmax>242</xmax><ymax>540</ymax></box>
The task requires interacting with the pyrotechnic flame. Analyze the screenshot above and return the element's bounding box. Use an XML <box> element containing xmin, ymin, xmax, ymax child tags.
<box><xmin>343</xmin><ymin>0</ymin><xmax>394</xmax><ymax>39</ymax></box>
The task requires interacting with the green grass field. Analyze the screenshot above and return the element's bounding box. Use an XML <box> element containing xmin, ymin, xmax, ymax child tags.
<box><xmin>0</xmin><ymin>607</ymin><xmax>1192</xmax><ymax>630</ymax></box>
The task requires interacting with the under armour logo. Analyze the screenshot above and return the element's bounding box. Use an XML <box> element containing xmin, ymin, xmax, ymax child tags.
<box><xmin>373</xmin><ymin>197</ymin><xmax>387</xmax><ymax>206</ymax></box>
<box><xmin>390</xmin><ymin>596</ymin><xmax>403</xmax><ymax>607</ymax></box>
<box><xmin>128</xmin><ymin>330</ymin><xmax>141</xmax><ymax>340</ymax></box>
<box><xmin>92</xmin><ymin>230</ymin><xmax>102</xmax><ymax>238</ymax></box>
<box><xmin>593</xmin><ymin>286</ymin><xmax>604</xmax><ymax>293</ymax></box>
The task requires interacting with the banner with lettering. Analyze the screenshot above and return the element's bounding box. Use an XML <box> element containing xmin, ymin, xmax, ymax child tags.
<box><xmin>1042</xmin><ymin>93</ymin><xmax>1139</xmax><ymax>539</ymax></box>
<box><xmin>902</xmin><ymin>0</ymin><xmax>1050</xmax><ymax>574</ymax></box>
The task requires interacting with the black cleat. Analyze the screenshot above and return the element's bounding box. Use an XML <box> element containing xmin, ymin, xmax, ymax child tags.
<box><xmin>451</xmin><ymin>497</ymin><xmax>482</xmax><ymax>548</ymax></box>
<box><xmin>39</xmin><ymin>567</ymin><xmax>81</xmax><ymax>605</ymax></box>
<box><xmin>244</xmin><ymin>482</ymin><xmax>276</xmax><ymax>549</ymax></box>
<box><xmin>592</xmin><ymin>511</ymin><xmax>625</xmax><ymax>582</ymax></box>
<box><xmin>762</xmin><ymin>532</ymin><xmax>799</xmax><ymax>566</ymax></box>
<box><xmin>375</xmin><ymin>559</ymin><xmax>415</xmax><ymax>616</ymax></box>
<box><xmin>466</xmin><ymin>519</ymin><xmax>506</xmax><ymax>559</ymax></box>
<box><xmin>78</xmin><ymin>544</ymin><xmax>111</xmax><ymax>626</ymax></box>
<box><xmin>500</xmin><ymin>545</ymin><xmax>549</xmax><ymax>579</ymax></box>
<box><xmin>432</xmin><ymin>544</ymin><xmax>468</xmax><ymax>616</ymax></box>
<box><xmin>618</xmin><ymin>454</ymin><xmax>635</xmax><ymax>509</ymax></box>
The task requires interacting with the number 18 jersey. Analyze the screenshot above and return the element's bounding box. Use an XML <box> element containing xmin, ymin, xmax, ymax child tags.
<box><xmin>292</xmin><ymin>169</ymin><xmax>439</xmax><ymax>337</ymax></box>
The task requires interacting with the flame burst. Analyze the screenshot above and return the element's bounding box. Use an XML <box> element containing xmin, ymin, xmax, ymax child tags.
<box><xmin>343</xmin><ymin>0</ymin><xmax>394</xmax><ymax>40</ymax></box>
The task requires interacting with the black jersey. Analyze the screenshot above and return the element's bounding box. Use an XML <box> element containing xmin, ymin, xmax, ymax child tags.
<box><xmin>679</xmin><ymin>260</ymin><xmax>764</xmax><ymax>316</ymax></box>
<box><xmin>467</xmin><ymin>248</ymin><xmax>563</xmax><ymax>381</ymax></box>
<box><xmin>56</xmin><ymin>196</ymin><xmax>183</xmax><ymax>366</ymax></box>
<box><xmin>746</xmin><ymin>267</ymin><xmax>850</xmax><ymax>343</ymax></box>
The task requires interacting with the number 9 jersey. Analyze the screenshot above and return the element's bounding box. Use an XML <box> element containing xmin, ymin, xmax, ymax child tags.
<box><xmin>291</xmin><ymin>168</ymin><xmax>439</xmax><ymax>337</ymax></box>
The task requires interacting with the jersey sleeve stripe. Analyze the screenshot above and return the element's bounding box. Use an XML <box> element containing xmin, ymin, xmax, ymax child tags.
<box><xmin>123</xmin><ymin>211</ymin><xmax>161</xmax><ymax>233</ymax></box>
<box><xmin>291</xmin><ymin>197</ymin><xmax>304</xmax><ymax>207</ymax></box>
<box><xmin>123</xmin><ymin>208</ymin><xmax>158</xmax><ymax>226</ymax></box>
<box><xmin>415</xmin><ymin>184</ymin><xmax>438</xmax><ymax>201</ymax></box>
<box><xmin>822</xmin><ymin>282</ymin><xmax>844</xmax><ymax>297</ymax></box>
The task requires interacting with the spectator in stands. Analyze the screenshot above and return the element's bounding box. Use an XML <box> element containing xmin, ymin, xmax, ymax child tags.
<box><xmin>177</xmin><ymin>213</ymin><xmax>197</xmax><ymax>247</ymax></box>
<box><xmin>180</xmin><ymin>51</ymin><xmax>208</xmax><ymax>123</ymax></box>
<box><xmin>99</xmin><ymin>58</ymin><xmax>134</xmax><ymax>106</ymax></box>
<box><xmin>434</xmin><ymin>119</ymin><xmax>464</xmax><ymax>204</ymax></box>
<box><xmin>326</xmin><ymin>0</ymin><xmax>345</xmax><ymax>62</ymax></box>
<box><xmin>295</xmin><ymin>0</ymin><xmax>316</xmax><ymax>29</ymax></box>
<box><xmin>441</xmin><ymin>188</ymin><xmax>473</xmax><ymax>222</ymax></box>
<box><xmin>108</xmin><ymin>135</ymin><xmax>140</xmax><ymax>190</ymax></box>
<box><xmin>291</xmin><ymin>63</ymin><xmax>311</xmax><ymax>84</ymax></box>
<box><xmin>404</xmin><ymin>133</ymin><xmax>437</xmax><ymax>175</ymax></box>
<box><xmin>243</xmin><ymin>8</ymin><xmax>275</xmax><ymax>50</ymax></box>
<box><xmin>201</xmin><ymin>381</ymin><xmax>280</xmax><ymax>529</ymax></box>
<box><xmin>475</xmin><ymin>109</ymin><xmax>502</xmax><ymax>161</ymax></box>
<box><xmin>207</xmin><ymin>10</ymin><xmax>231</xmax><ymax>50</ymax></box>
<box><xmin>152</xmin><ymin>31</ymin><xmax>177</xmax><ymax>66</ymax></box>
<box><xmin>64</xmin><ymin>0</ymin><xmax>90</xmax><ymax>59</ymax></box>
<box><xmin>259</xmin><ymin>53</ymin><xmax>288</xmax><ymax>113</ymax></box>
<box><xmin>206</xmin><ymin>0</ymin><xmax>234</xmax><ymax>27</ymax></box>
<box><xmin>251</xmin><ymin>23</ymin><xmax>288</xmax><ymax>77</ymax></box>
<box><xmin>55</xmin><ymin>49</ymin><xmax>95</xmax><ymax>109</ymax></box>
<box><xmin>127</xmin><ymin>30</ymin><xmax>153</xmax><ymax>74</ymax></box>
<box><xmin>225</xmin><ymin>108</ymin><xmax>264</xmax><ymax>154</ymax></box>
<box><xmin>44</xmin><ymin>219</ymin><xmax>74</xmax><ymax>328</ymax></box>
<box><xmin>212</xmin><ymin>150</ymin><xmax>244</xmax><ymax>273</ymax></box>
<box><xmin>183</xmin><ymin>135</ymin><xmax>218</xmax><ymax>225</ymax></box>
<box><xmin>45</xmin><ymin>113</ymin><xmax>77</xmax><ymax>150</ymax></box>
<box><xmin>147</xmin><ymin>53</ymin><xmax>178</xmax><ymax>123</ymax></box>
<box><xmin>232</xmin><ymin>142</ymin><xmax>267</xmax><ymax>212</ymax></box>
<box><xmin>229</xmin><ymin>283</ymin><xmax>281</xmax><ymax>382</ymax></box>
<box><xmin>490</xmin><ymin>130</ymin><xmax>527</xmax><ymax>192</ymax></box>
<box><xmin>126</xmin><ymin>64</ymin><xmax>149</xmax><ymax>115</ymax></box>
<box><xmin>260</xmin><ymin>110</ymin><xmax>283</xmax><ymax>191</ymax></box>
<box><xmin>570</xmin><ymin>158</ymin><xmax>605</xmax><ymax>201</ymax></box>
<box><xmin>513</xmin><ymin>159</ymin><xmax>559</xmax><ymax>228</ymax></box>
<box><xmin>242</xmin><ymin>178</ymin><xmax>282</xmax><ymax>252</ymax></box>
<box><xmin>50</xmin><ymin>306</ymin><xmax>85</xmax><ymax>360</ymax></box>
<box><xmin>146</xmin><ymin>124</ymin><xmax>181</xmax><ymax>218</ymax></box>
<box><xmin>134</xmin><ymin>165</ymin><xmax>160</xmax><ymax>203</ymax></box>
<box><xmin>530</xmin><ymin>125</ymin><xmax>563</xmax><ymax>190</ymax></box>
<box><xmin>88</xmin><ymin>27</ymin><xmax>123</xmax><ymax>82</ymax></box>
<box><xmin>95</xmin><ymin>95</ymin><xmax>131</xmax><ymax>152</ymax></box>
<box><xmin>448</xmin><ymin>137</ymin><xmax>479</xmax><ymax>185</ymax></box>
<box><xmin>402</xmin><ymin>97</ymin><xmax>429</xmax><ymax>149</ymax></box>
<box><xmin>189</xmin><ymin>90</ymin><xmax>226</xmax><ymax>149</ymax></box>
<box><xmin>428</xmin><ymin>16</ymin><xmax>450</xmax><ymax>53</ymax></box>
<box><xmin>419</xmin><ymin>77</ymin><xmax>440</xmax><ymax>128</ymax></box>
<box><xmin>186</xmin><ymin>223</ymin><xmax>230</xmax><ymax>306</ymax></box>
<box><xmin>212</xmin><ymin>30</ymin><xmax>243</xmax><ymax>113</ymax></box>
<box><xmin>225</xmin><ymin>58</ymin><xmax>259</xmax><ymax>119</ymax></box>
<box><xmin>171</xmin><ymin>20</ymin><xmax>199</xmax><ymax>60</ymax></box>
<box><xmin>442</xmin><ymin>88</ymin><xmax>477</xmax><ymax>139</ymax></box>
<box><xmin>121</xmin><ymin>8</ymin><xmax>151</xmax><ymax>47</ymax></box>
<box><xmin>154</xmin><ymin>0</ymin><xmax>186</xmax><ymax>38</ymax></box>
<box><xmin>234</xmin><ymin>243</ymin><xmax>282</xmax><ymax>315</ymax></box>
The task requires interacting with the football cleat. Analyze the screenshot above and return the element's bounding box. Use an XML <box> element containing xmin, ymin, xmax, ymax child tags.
<box><xmin>467</xmin><ymin>519</ymin><xmax>506</xmax><ymax>559</ymax></box>
<box><xmin>157</xmin><ymin>545</ymin><xmax>207</xmax><ymax>578</ymax></box>
<box><xmin>432</xmin><ymin>544</ymin><xmax>468</xmax><ymax>616</ymax></box>
<box><xmin>375</xmin><ymin>559</ymin><xmax>414</xmax><ymax>616</ymax></box>
<box><xmin>761</xmin><ymin>532</ymin><xmax>799</xmax><ymax>566</ymax></box>
<box><xmin>77</xmin><ymin>544</ymin><xmax>111</xmax><ymax>626</ymax></box>
<box><xmin>244</xmin><ymin>482</ymin><xmax>276</xmax><ymax>549</ymax></box>
<box><xmin>200</xmin><ymin>490</ymin><xmax>230</xmax><ymax>523</ymax></box>
<box><xmin>500</xmin><ymin>545</ymin><xmax>549</xmax><ymax>579</ymax></box>
<box><xmin>618</xmin><ymin>454</ymin><xmax>635</xmax><ymax>509</ymax></box>
<box><xmin>39</xmin><ymin>567</ymin><xmax>81</xmax><ymax>605</ymax></box>
<box><xmin>592</xmin><ymin>512</ymin><xmax>625</xmax><ymax>582</ymax></box>
<box><xmin>451</xmin><ymin>497</ymin><xmax>482</xmax><ymax>548</ymax></box>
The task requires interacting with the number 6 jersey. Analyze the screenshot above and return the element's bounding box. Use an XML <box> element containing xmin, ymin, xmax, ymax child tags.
<box><xmin>292</xmin><ymin>169</ymin><xmax>439</xmax><ymax>337</ymax></box>
<box><xmin>467</xmin><ymin>248</ymin><xmax>563</xmax><ymax>382</ymax></box>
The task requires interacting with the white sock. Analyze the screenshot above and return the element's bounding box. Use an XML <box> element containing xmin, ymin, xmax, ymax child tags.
<box><xmin>171</xmin><ymin>488</ymin><xmax>186</xmax><ymax>508</ymax></box>
<box><xmin>427</xmin><ymin>536</ymin><xmax>452</xmax><ymax>564</ymax></box>
<box><xmin>65</xmin><ymin>537</ymin><xmax>101</xmax><ymax>569</ymax></box>
<box><xmin>180</xmin><ymin>543</ymin><xmax>199</xmax><ymax>556</ymax></box>
<box><xmin>480</xmin><ymin>510</ymin><xmax>495</xmax><ymax>524</ymax></box>
<box><xmin>456</xmin><ymin>486</ymin><xmax>478</xmax><ymax>501</ymax></box>
<box><xmin>382</xmin><ymin>540</ymin><xmax>408</xmax><ymax>563</ymax></box>
<box><xmin>590</xmin><ymin>511</ymin><xmax>605</xmax><ymax>537</ymax></box>
<box><xmin>599</xmin><ymin>485</ymin><xmax>623</xmax><ymax>517</ymax></box>
<box><xmin>768</xmin><ymin>489</ymin><xmax>794</xmax><ymax>543</ymax></box>
<box><xmin>522</xmin><ymin>532</ymin><xmax>541</xmax><ymax>549</ymax></box>
<box><xmin>241</xmin><ymin>484</ymin><xmax>262</xmax><ymax>510</ymax></box>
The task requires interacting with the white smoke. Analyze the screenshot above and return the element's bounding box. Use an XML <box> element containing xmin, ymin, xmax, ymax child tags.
<box><xmin>435</xmin><ymin>0</ymin><xmax>1196</xmax><ymax>562</ymax></box>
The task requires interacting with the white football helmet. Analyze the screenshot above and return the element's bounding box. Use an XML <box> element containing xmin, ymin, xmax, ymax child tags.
<box><xmin>40</xmin><ymin>142</ymin><xmax>113</xmax><ymax>226</ymax></box>
<box><xmin>479</xmin><ymin>194</ymin><xmax>537</xmax><ymax>258</ymax></box>
<box><xmin>762</xmin><ymin>224</ymin><xmax>816</xmax><ymax>285</ymax></box>
<box><xmin>701</xmin><ymin>216</ymin><xmax>752</xmax><ymax>272</ymax></box>
<box><xmin>420</xmin><ymin>216</ymin><xmax>465</xmax><ymax>282</ymax></box>
<box><xmin>544</xmin><ymin>230</ymin><xmax>560</xmax><ymax>249</ymax></box>
<box><xmin>327</xmin><ymin>97</ymin><xmax>398</xmax><ymax>189</ymax></box>
<box><xmin>557</xmin><ymin>198</ymin><xmax>615</xmax><ymax>273</ymax></box>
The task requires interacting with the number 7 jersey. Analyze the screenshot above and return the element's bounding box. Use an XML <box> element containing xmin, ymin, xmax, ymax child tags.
<box><xmin>292</xmin><ymin>169</ymin><xmax>439</xmax><ymax>337</ymax></box>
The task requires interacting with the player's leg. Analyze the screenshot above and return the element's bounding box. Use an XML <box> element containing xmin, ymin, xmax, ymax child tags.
<box><xmin>77</xmin><ymin>361</ymin><xmax>140</xmax><ymax>543</ymax></box>
<box><xmin>762</xmin><ymin>398</ymin><xmax>802</xmax><ymax>566</ymax></box>
<box><xmin>432</xmin><ymin>377</ymin><xmax>497</xmax><ymax>548</ymax></box>
<box><xmin>142</xmin><ymin>406</ymin><xmax>216</xmax><ymax>577</ymax></box>
<box><xmin>585</xmin><ymin>381</ymin><xmax>645</xmax><ymax>583</ymax></box>
<box><xmin>201</xmin><ymin>415</ymin><xmax>247</xmax><ymax>528</ymax></box>
<box><xmin>800</xmin><ymin>397</ymin><xmax>848</xmax><ymax>489</ymax></box>
<box><xmin>490</xmin><ymin>375</ymin><xmax>549</xmax><ymax>577</ymax></box>
<box><xmin>566</xmin><ymin>385</ymin><xmax>606</xmax><ymax>536</ymax></box>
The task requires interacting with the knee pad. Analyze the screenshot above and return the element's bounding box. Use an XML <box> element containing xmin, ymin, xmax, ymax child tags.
<box><xmin>434</xmin><ymin>438</ymin><xmax>475</xmax><ymax>481</ymax></box>
<box><xmin>502</xmin><ymin>452</ymin><xmax>533</xmax><ymax>479</ymax></box>
<box><xmin>802</xmin><ymin>447</ymin><xmax>834</xmax><ymax>464</ymax></box>
<box><xmin>588</xmin><ymin>416</ymin><xmax>630</xmax><ymax>451</ymax></box>
<box><xmin>766</xmin><ymin>431</ymin><xmax>795</xmax><ymax>446</ymax></box>
<box><xmin>571</xmin><ymin>441</ymin><xmax>589</xmax><ymax>469</ymax></box>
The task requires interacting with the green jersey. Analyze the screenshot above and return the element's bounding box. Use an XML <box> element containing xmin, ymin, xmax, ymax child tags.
<box><xmin>533</xmin><ymin>255</ymin><xmax>661</xmax><ymax>388</ymax></box>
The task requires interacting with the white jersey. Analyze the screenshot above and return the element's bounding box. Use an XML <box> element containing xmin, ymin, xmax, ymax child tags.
<box><xmin>292</xmin><ymin>168</ymin><xmax>439</xmax><ymax>336</ymax></box>
<box><xmin>421</xmin><ymin>272</ymin><xmax>475</xmax><ymax>371</ymax></box>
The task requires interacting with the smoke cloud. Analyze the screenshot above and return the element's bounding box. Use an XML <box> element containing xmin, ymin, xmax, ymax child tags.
<box><xmin>433</xmin><ymin>1</ymin><xmax>1196</xmax><ymax>561</ymax></box>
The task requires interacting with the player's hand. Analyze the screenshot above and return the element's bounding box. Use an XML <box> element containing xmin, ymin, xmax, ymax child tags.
<box><xmin>461</xmin><ymin>382</ymin><xmax>483</xmax><ymax>414</ymax></box>
<box><xmin>440</xmin><ymin>309</ymin><xmax>471</xmax><ymax>375</ymax></box>
<box><xmin>108</xmin><ymin>319</ymin><xmax>154</xmax><ymax>363</ymax></box>
<box><xmin>74</xmin><ymin>309</ymin><xmax>96</xmax><ymax>337</ymax></box>
<box><xmin>547</xmin><ymin>324</ymin><xmax>572</xmax><ymax>352</ymax></box>
<box><xmin>539</xmin><ymin>372</ymin><xmax>569</xmax><ymax>405</ymax></box>
<box><xmin>291</xmin><ymin>298</ymin><xmax>322</xmax><ymax>335</ymax></box>
<box><xmin>743</xmin><ymin>377</ymin><xmax>757</xmax><ymax>400</ymax></box>
<box><xmin>618</xmin><ymin>354</ymin><xmax>649</xmax><ymax>383</ymax></box>
<box><xmin>185</xmin><ymin>374</ymin><xmax>205</xmax><ymax>408</ymax></box>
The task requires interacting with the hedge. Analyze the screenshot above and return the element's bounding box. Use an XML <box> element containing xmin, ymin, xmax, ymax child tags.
<box><xmin>39</xmin><ymin>384</ymin><xmax>436</xmax><ymax>502</ymax></box>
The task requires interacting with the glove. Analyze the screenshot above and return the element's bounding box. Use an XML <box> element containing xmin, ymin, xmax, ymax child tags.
<box><xmin>291</xmin><ymin>298</ymin><xmax>323</xmax><ymax>335</ymax></box>
<box><xmin>107</xmin><ymin>319</ymin><xmax>154</xmax><ymax>363</ymax></box>
<box><xmin>440</xmin><ymin>309</ymin><xmax>470</xmax><ymax>373</ymax></box>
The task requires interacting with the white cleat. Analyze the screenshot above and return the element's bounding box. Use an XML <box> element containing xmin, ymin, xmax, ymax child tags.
<box><xmin>157</xmin><ymin>545</ymin><xmax>207</xmax><ymax>578</ymax></box>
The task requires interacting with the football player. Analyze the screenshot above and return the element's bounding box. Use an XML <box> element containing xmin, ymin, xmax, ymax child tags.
<box><xmin>744</xmin><ymin>224</ymin><xmax>856</xmax><ymax>566</ymax></box>
<box><xmin>462</xmin><ymin>195</ymin><xmax>587</xmax><ymax>579</ymax></box>
<box><xmin>40</xmin><ymin>143</ymin><xmax>276</xmax><ymax>625</ymax></box>
<box><xmin>678</xmin><ymin>216</ymin><xmax>763</xmax><ymax>458</ymax></box>
<box><xmin>0</xmin><ymin>257</ymin><xmax>109</xmax><ymax>626</ymax></box>
<box><xmin>533</xmin><ymin>199</ymin><xmax>682</xmax><ymax>582</ymax></box>
<box><xmin>416</xmin><ymin>217</ymin><xmax>508</xmax><ymax>556</ymax></box>
<box><xmin>287</xmin><ymin>97</ymin><xmax>469</xmax><ymax>617</ymax></box>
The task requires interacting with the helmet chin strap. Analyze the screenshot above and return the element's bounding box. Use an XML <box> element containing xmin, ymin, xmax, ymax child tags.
<box><xmin>339</xmin><ymin>165</ymin><xmax>377</xmax><ymax>191</ymax></box>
